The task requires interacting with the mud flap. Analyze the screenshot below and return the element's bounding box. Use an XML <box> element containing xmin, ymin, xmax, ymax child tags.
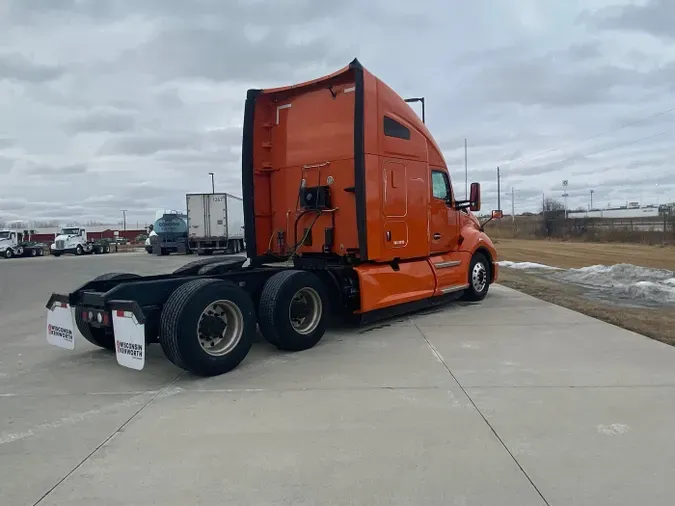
<box><xmin>109</xmin><ymin>300</ymin><xmax>146</xmax><ymax>371</ymax></box>
<box><xmin>45</xmin><ymin>295</ymin><xmax>76</xmax><ymax>350</ymax></box>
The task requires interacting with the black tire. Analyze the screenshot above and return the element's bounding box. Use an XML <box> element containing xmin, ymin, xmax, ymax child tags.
<box><xmin>159</xmin><ymin>279</ymin><xmax>256</xmax><ymax>376</ymax></box>
<box><xmin>75</xmin><ymin>245</ymin><xmax>83</xmax><ymax>255</ymax></box>
<box><xmin>461</xmin><ymin>252</ymin><xmax>491</xmax><ymax>302</ymax></box>
<box><xmin>258</xmin><ymin>270</ymin><xmax>329</xmax><ymax>351</ymax></box>
<box><xmin>75</xmin><ymin>272</ymin><xmax>142</xmax><ymax>350</ymax></box>
<box><xmin>29</xmin><ymin>249</ymin><xmax>36</xmax><ymax>257</ymax></box>
<box><xmin>4</xmin><ymin>248</ymin><xmax>13</xmax><ymax>259</ymax></box>
<box><xmin>37</xmin><ymin>248</ymin><xmax>43</xmax><ymax>256</ymax></box>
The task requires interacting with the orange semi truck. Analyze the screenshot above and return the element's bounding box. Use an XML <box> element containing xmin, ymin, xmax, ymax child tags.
<box><xmin>45</xmin><ymin>59</ymin><xmax>502</xmax><ymax>377</ymax></box>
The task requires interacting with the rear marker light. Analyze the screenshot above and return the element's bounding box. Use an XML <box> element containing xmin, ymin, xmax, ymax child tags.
<box><xmin>116</xmin><ymin>310</ymin><xmax>125</xmax><ymax>318</ymax></box>
<box><xmin>102</xmin><ymin>312</ymin><xmax>110</xmax><ymax>325</ymax></box>
<box><xmin>82</xmin><ymin>310</ymin><xmax>88</xmax><ymax>321</ymax></box>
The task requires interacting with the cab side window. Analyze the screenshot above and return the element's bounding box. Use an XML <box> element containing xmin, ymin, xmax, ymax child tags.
<box><xmin>431</xmin><ymin>170</ymin><xmax>451</xmax><ymax>201</ymax></box>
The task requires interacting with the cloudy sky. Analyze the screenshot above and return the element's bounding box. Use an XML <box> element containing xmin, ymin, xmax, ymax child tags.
<box><xmin>1</xmin><ymin>0</ymin><xmax>674</xmax><ymax>226</ymax></box>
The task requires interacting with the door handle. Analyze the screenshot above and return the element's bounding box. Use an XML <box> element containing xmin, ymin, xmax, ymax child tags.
<box><xmin>433</xmin><ymin>233</ymin><xmax>441</xmax><ymax>240</ymax></box>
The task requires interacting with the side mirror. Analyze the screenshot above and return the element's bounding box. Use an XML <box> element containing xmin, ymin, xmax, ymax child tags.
<box><xmin>492</xmin><ymin>210</ymin><xmax>503</xmax><ymax>219</ymax></box>
<box><xmin>469</xmin><ymin>182</ymin><xmax>481</xmax><ymax>212</ymax></box>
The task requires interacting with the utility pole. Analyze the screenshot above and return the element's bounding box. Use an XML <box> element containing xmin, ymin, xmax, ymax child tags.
<box><xmin>562</xmin><ymin>179</ymin><xmax>569</xmax><ymax>219</ymax></box>
<box><xmin>121</xmin><ymin>210</ymin><xmax>127</xmax><ymax>231</ymax></box>
<box><xmin>464</xmin><ymin>138</ymin><xmax>468</xmax><ymax>199</ymax></box>
<box><xmin>590</xmin><ymin>189</ymin><xmax>594</xmax><ymax>210</ymax></box>
<box><xmin>511</xmin><ymin>187</ymin><xmax>515</xmax><ymax>222</ymax></box>
<box><xmin>497</xmin><ymin>167</ymin><xmax>501</xmax><ymax>211</ymax></box>
<box><xmin>208</xmin><ymin>172</ymin><xmax>215</xmax><ymax>194</ymax></box>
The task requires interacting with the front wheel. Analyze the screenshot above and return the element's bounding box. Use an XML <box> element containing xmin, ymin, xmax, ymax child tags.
<box><xmin>4</xmin><ymin>248</ymin><xmax>13</xmax><ymax>259</ymax></box>
<box><xmin>258</xmin><ymin>270</ymin><xmax>329</xmax><ymax>351</ymax></box>
<box><xmin>75</xmin><ymin>245</ymin><xmax>83</xmax><ymax>255</ymax></box>
<box><xmin>461</xmin><ymin>253</ymin><xmax>491</xmax><ymax>302</ymax></box>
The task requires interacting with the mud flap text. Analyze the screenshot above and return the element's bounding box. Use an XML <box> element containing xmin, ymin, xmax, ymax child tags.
<box><xmin>112</xmin><ymin>310</ymin><xmax>146</xmax><ymax>370</ymax></box>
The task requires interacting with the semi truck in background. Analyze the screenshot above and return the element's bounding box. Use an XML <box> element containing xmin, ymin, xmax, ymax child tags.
<box><xmin>45</xmin><ymin>59</ymin><xmax>502</xmax><ymax>379</ymax></box>
<box><xmin>0</xmin><ymin>229</ymin><xmax>47</xmax><ymax>258</ymax></box>
<box><xmin>145</xmin><ymin>211</ymin><xmax>189</xmax><ymax>255</ymax></box>
<box><xmin>50</xmin><ymin>227</ymin><xmax>112</xmax><ymax>256</ymax></box>
<box><xmin>186</xmin><ymin>193</ymin><xmax>245</xmax><ymax>255</ymax></box>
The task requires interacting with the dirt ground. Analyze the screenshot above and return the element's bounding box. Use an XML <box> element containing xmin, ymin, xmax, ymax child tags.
<box><xmin>495</xmin><ymin>239</ymin><xmax>675</xmax><ymax>346</ymax></box>
<box><xmin>494</xmin><ymin>238</ymin><xmax>675</xmax><ymax>270</ymax></box>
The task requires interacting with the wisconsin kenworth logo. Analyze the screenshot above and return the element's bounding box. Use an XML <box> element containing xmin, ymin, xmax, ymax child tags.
<box><xmin>48</xmin><ymin>324</ymin><xmax>73</xmax><ymax>342</ymax></box>
<box><xmin>116</xmin><ymin>340</ymin><xmax>143</xmax><ymax>359</ymax></box>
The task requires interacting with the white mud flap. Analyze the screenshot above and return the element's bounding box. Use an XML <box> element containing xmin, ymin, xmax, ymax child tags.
<box><xmin>110</xmin><ymin>303</ymin><xmax>146</xmax><ymax>371</ymax></box>
<box><xmin>46</xmin><ymin>298</ymin><xmax>76</xmax><ymax>350</ymax></box>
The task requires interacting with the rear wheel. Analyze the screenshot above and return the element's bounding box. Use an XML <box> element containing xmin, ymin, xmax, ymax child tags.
<box><xmin>461</xmin><ymin>252</ymin><xmax>491</xmax><ymax>301</ymax></box>
<box><xmin>159</xmin><ymin>279</ymin><xmax>256</xmax><ymax>376</ymax></box>
<box><xmin>37</xmin><ymin>248</ymin><xmax>43</xmax><ymax>256</ymax></box>
<box><xmin>258</xmin><ymin>270</ymin><xmax>329</xmax><ymax>351</ymax></box>
<box><xmin>30</xmin><ymin>249</ymin><xmax>37</xmax><ymax>257</ymax></box>
<box><xmin>75</xmin><ymin>272</ymin><xmax>142</xmax><ymax>350</ymax></box>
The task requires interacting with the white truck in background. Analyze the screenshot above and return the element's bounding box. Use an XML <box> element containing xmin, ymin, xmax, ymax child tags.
<box><xmin>186</xmin><ymin>193</ymin><xmax>245</xmax><ymax>256</ymax></box>
<box><xmin>0</xmin><ymin>230</ymin><xmax>46</xmax><ymax>258</ymax></box>
<box><xmin>50</xmin><ymin>227</ymin><xmax>112</xmax><ymax>257</ymax></box>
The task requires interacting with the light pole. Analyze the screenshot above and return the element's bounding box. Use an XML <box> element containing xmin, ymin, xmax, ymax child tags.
<box><xmin>590</xmin><ymin>189</ymin><xmax>594</xmax><ymax>210</ymax></box>
<box><xmin>208</xmin><ymin>172</ymin><xmax>215</xmax><ymax>194</ymax></box>
<box><xmin>121</xmin><ymin>209</ymin><xmax>127</xmax><ymax>231</ymax></box>
<box><xmin>464</xmin><ymin>138</ymin><xmax>468</xmax><ymax>199</ymax></box>
<box><xmin>404</xmin><ymin>97</ymin><xmax>425</xmax><ymax>124</ymax></box>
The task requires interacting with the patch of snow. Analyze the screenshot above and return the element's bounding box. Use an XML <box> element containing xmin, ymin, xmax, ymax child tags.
<box><xmin>498</xmin><ymin>261</ymin><xmax>561</xmax><ymax>270</ymax></box>
<box><xmin>596</xmin><ymin>423</ymin><xmax>630</xmax><ymax>436</ymax></box>
<box><xmin>554</xmin><ymin>263</ymin><xmax>675</xmax><ymax>305</ymax></box>
<box><xmin>499</xmin><ymin>259</ymin><xmax>675</xmax><ymax>306</ymax></box>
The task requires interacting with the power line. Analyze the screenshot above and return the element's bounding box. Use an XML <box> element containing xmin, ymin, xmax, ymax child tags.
<box><xmin>499</xmin><ymin>106</ymin><xmax>675</xmax><ymax>168</ymax></box>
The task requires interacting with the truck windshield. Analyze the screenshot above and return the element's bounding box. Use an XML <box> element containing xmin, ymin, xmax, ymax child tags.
<box><xmin>0</xmin><ymin>231</ymin><xmax>10</xmax><ymax>239</ymax></box>
<box><xmin>61</xmin><ymin>228</ymin><xmax>80</xmax><ymax>235</ymax></box>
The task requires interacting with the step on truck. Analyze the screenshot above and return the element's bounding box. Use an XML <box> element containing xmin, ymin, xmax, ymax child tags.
<box><xmin>45</xmin><ymin>59</ymin><xmax>502</xmax><ymax>377</ymax></box>
<box><xmin>0</xmin><ymin>229</ymin><xmax>46</xmax><ymax>258</ymax></box>
<box><xmin>186</xmin><ymin>192</ymin><xmax>245</xmax><ymax>255</ymax></box>
<box><xmin>50</xmin><ymin>227</ymin><xmax>113</xmax><ymax>257</ymax></box>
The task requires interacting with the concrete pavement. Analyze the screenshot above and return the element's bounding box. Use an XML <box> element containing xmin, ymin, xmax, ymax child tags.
<box><xmin>2</xmin><ymin>252</ymin><xmax>675</xmax><ymax>505</ymax></box>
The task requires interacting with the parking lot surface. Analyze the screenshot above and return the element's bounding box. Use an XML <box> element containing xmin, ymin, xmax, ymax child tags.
<box><xmin>2</xmin><ymin>252</ymin><xmax>675</xmax><ymax>505</ymax></box>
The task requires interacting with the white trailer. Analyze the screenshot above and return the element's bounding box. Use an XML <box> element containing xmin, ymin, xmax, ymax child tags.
<box><xmin>186</xmin><ymin>193</ymin><xmax>245</xmax><ymax>256</ymax></box>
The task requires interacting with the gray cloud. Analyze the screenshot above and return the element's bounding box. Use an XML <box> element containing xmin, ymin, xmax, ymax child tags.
<box><xmin>25</xmin><ymin>162</ymin><xmax>88</xmax><ymax>176</ymax></box>
<box><xmin>2</xmin><ymin>0</ymin><xmax>675</xmax><ymax>223</ymax></box>
<box><xmin>98</xmin><ymin>133</ymin><xmax>202</xmax><ymax>156</ymax></box>
<box><xmin>65</xmin><ymin>108</ymin><xmax>136</xmax><ymax>133</ymax></box>
<box><xmin>589</xmin><ymin>0</ymin><xmax>675</xmax><ymax>40</ymax></box>
<box><xmin>0</xmin><ymin>156</ymin><xmax>15</xmax><ymax>173</ymax></box>
<box><xmin>0</xmin><ymin>138</ymin><xmax>15</xmax><ymax>149</ymax></box>
<box><xmin>0</xmin><ymin>52</ymin><xmax>65</xmax><ymax>83</ymax></box>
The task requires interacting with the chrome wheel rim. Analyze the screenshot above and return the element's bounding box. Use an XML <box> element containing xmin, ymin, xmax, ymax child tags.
<box><xmin>288</xmin><ymin>287</ymin><xmax>322</xmax><ymax>335</ymax></box>
<box><xmin>197</xmin><ymin>300</ymin><xmax>244</xmax><ymax>356</ymax></box>
<box><xmin>472</xmin><ymin>262</ymin><xmax>488</xmax><ymax>293</ymax></box>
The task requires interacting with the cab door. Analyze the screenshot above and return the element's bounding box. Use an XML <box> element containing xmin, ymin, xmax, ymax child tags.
<box><xmin>429</xmin><ymin>168</ymin><xmax>459</xmax><ymax>254</ymax></box>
